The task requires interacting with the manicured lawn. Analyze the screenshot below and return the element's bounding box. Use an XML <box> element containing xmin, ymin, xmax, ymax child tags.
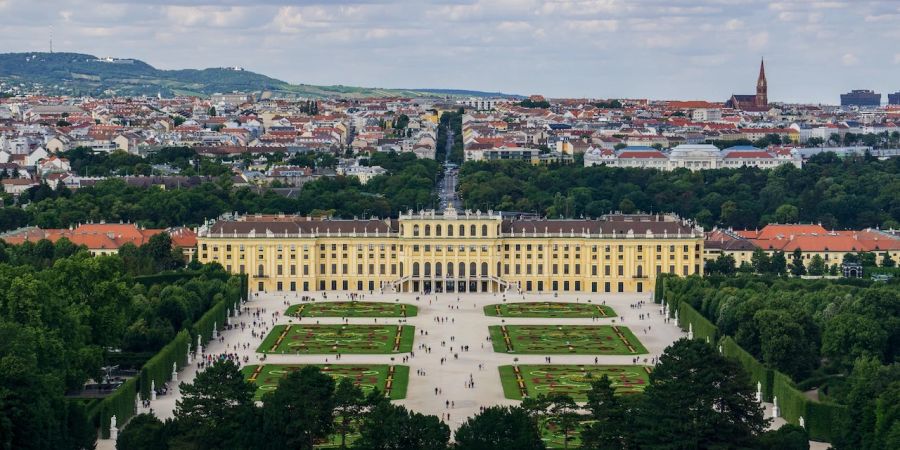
<box><xmin>498</xmin><ymin>364</ymin><xmax>652</xmax><ymax>401</ymax></box>
<box><xmin>286</xmin><ymin>301</ymin><xmax>418</xmax><ymax>318</ymax></box>
<box><xmin>241</xmin><ymin>364</ymin><xmax>408</xmax><ymax>400</ymax></box>
<box><xmin>258</xmin><ymin>324</ymin><xmax>415</xmax><ymax>354</ymax></box>
<box><xmin>484</xmin><ymin>302</ymin><xmax>615</xmax><ymax>318</ymax></box>
<box><xmin>489</xmin><ymin>325</ymin><xmax>648</xmax><ymax>354</ymax></box>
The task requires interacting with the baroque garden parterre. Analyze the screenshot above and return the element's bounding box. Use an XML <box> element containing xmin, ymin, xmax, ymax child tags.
<box><xmin>489</xmin><ymin>324</ymin><xmax>648</xmax><ymax>354</ymax></box>
<box><xmin>257</xmin><ymin>324</ymin><xmax>416</xmax><ymax>354</ymax></box>
<box><xmin>285</xmin><ymin>301</ymin><xmax>418</xmax><ymax>318</ymax></box>
<box><xmin>483</xmin><ymin>301</ymin><xmax>615</xmax><ymax>318</ymax></box>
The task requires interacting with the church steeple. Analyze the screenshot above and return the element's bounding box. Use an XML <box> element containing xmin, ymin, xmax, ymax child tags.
<box><xmin>756</xmin><ymin>58</ymin><xmax>768</xmax><ymax>107</ymax></box>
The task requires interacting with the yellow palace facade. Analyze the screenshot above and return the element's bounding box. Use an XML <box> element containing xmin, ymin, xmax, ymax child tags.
<box><xmin>196</xmin><ymin>207</ymin><xmax>704</xmax><ymax>294</ymax></box>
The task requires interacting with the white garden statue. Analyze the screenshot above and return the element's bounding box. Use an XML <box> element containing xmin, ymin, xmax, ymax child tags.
<box><xmin>110</xmin><ymin>415</ymin><xmax>118</xmax><ymax>441</ymax></box>
<box><xmin>171</xmin><ymin>362</ymin><xmax>178</xmax><ymax>382</ymax></box>
<box><xmin>756</xmin><ymin>381</ymin><xmax>762</xmax><ymax>402</ymax></box>
<box><xmin>772</xmin><ymin>396</ymin><xmax>780</xmax><ymax>419</ymax></box>
<box><xmin>151</xmin><ymin>380</ymin><xmax>157</xmax><ymax>401</ymax></box>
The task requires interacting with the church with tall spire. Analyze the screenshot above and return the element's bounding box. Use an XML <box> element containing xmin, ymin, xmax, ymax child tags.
<box><xmin>726</xmin><ymin>58</ymin><xmax>769</xmax><ymax>111</ymax></box>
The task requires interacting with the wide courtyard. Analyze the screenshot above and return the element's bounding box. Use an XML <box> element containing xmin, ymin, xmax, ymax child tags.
<box><xmin>133</xmin><ymin>289</ymin><xmax>686</xmax><ymax>437</ymax></box>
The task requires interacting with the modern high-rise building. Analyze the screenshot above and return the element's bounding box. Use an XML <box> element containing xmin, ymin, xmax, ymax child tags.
<box><xmin>840</xmin><ymin>90</ymin><xmax>881</xmax><ymax>107</ymax></box>
<box><xmin>889</xmin><ymin>92</ymin><xmax>900</xmax><ymax>105</ymax></box>
<box><xmin>196</xmin><ymin>207</ymin><xmax>704</xmax><ymax>294</ymax></box>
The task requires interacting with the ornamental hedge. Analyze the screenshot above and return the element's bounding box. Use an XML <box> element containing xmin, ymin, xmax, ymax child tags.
<box><xmin>98</xmin><ymin>376</ymin><xmax>138</xmax><ymax>439</ymax></box>
<box><xmin>676</xmin><ymin>301</ymin><xmax>718</xmax><ymax>343</ymax></box>
<box><xmin>772</xmin><ymin>370</ymin><xmax>848</xmax><ymax>442</ymax></box>
<box><xmin>721</xmin><ymin>336</ymin><xmax>773</xmax><ymax>402</ymax></box>
<box><xmin>139</xmin><ymin>329</ymin><xmax>191</xmax><ymax>400</ymax></box>
<box><xmin>806</xmin><ymin>400</ymin><xmax>848</xmax><ymax>442</ymax></box>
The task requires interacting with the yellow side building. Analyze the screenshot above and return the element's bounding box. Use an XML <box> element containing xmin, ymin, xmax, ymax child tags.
<box><xmin>196</xmin><ymin>207</ymin><xmax>704</xmax><ymax>294</ymax></box>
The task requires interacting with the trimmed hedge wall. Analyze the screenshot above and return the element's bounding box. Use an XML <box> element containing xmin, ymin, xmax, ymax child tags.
<box><xmin>192</xmin><ymin>292</ymin><xmax>239</xmax><ymax>345</ymax></box>
<box><xmin>773</xmin><ymin>370</ymin><xmax>848</xmax><ymax>442</ymax></box>
<box><xmin>139</xmin><ymin>330</ymin><xmax>190</xmax><ymax>400</ymax></box>
<box><xmin>721</xmin><ymin>336</ymin><xmax>773</xmax><ymax>402</ymax></box>
<box><xmin>806</xmin><ymin>400</ymin><xmax>849</xmax><ymax>442</ymax></box>
<box><xmin>773</xmin><ymin>371</ymin><xmax>807</xmax><ymax>426</ymax></box>
<box><xmin>676</xmin><ymin>301</ymin><xmax>718</xmax><ymax>343</ymax></box>
<box><xmin>98</xmin><ymin>376</ymin><xmax>138</xmax><ymax>439</ymax></box>
<box><xmin>654</xmin><ymin>274</ymin><xmax>665</xmax><ymax>303</ymax></box>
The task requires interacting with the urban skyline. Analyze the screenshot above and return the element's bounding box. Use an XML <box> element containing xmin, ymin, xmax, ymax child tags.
<box><xmin>1</xmin><ymin>0</ymin><xmax>899</xmax><ymax>104</ymax></box>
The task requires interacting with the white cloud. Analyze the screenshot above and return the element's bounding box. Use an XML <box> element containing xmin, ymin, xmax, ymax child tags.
<box><xmin>164</xmin><ymin>6</ymin><xmax>251</xmax><ymax>28</ymax></box>
<box><xmin>271</xmin><ymin>6</ymin><xmax>308</xmax><ymax>33</ymax></box>
<box><xmin>724</xmin><ymin>18</ymin><xmax>743</xmax><ymax>30</ymax></box>
<box><xmin>895</xmin><ymin>53</ymin><xmax>900</xmax><ymax>64</ymax></box>
<box><xmin>747</xmin><ymin>31</ymin><xmax>769</xmax><ymax>51</ymax></box>
<box><xmin>565</xmin><ymin>19</ymin><xmax>619</xmax><ymax>32</ymax></box>
<box><xmin>841</xmin><ymin>52</ymin><xmax>859</xmax><ymax>66</ymax></box>
<box><xmin>496</xmin><ymin>21</ymin><xmax>532</xmax><ymax>33</ymax></box>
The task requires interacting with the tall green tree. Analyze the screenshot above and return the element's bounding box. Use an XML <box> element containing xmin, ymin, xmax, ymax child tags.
<box><xmin>261</xmin><ymin>366</ymin><xmax>335</xmax><ymax>450</ymax></box>
<box><xmin>454</xmin><ymin>406</ymin><xmax>545</xmax><ymax>450</ymax></box>
<box><xmin>546</xmin><ymin>394</ymin><xmax>580</xmax><ymax>450</ymax></box>
<box><xmin>333</xmin><ymin>378</ymin><xmax>365</xmax><ymax>449</ymax></box>
<box><xmin>808</xmin><ymin>254</ymin><xmax>826</xmax><ymax>276</ymax></box>
<box><xmin>354</xmin><ymin>402</ymin><xmax>449</xmax><ymax>450</ymax></box>
<box><xmin>581</xmin><ymin>375</ymin><xmax>630</xmax><ymax>450</ymax></box>
<box><xmin>790</xmin><ymin>249</ymin><xmax>807</xmax><ymax>276</ymax></box>
<box><xmin>172</xmin><ymin>360</ymin><xmax>257</xmax><ymax>449</ymax></box>
<box><xmin>633</xmin><ymin>339</ymin><xmax>769</xmax><ymax>449</ymax></box>
<box><xmin>116</xmin><ymin>414</ymin><xmax>169</xmax><ymax>450</ymax></box>
<box><xmin>751</xmin><ymin>249</ymin><xmax>770</xmax><ymax>274</ymax></box>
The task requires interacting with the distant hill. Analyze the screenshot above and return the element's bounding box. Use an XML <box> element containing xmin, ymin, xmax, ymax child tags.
<box><xmin>408</xmin><ymin>88</ymin><xmax>523</xmax><ymax>98</ymax></box>
<box><xmin>0</xmin><ymin>52</ymin><xmax>507</xmax><ymax>99</ymax></box>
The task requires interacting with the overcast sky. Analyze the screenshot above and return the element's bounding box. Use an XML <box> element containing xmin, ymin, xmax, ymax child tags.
<box><xmin>1</xmin><ymin>0</ymin><xmax>898</xmax><ymax>104</ymax></box>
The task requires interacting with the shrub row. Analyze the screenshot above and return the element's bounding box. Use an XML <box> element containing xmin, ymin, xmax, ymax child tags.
<box><xmin>772</xmin><ymin>370</ymin><xmax>847</xmax><ymax>442</ymax></box>
<box><xmin>139</xmin><ymin>330</ymin><xmax>191</xmax><ymax>400</ymax></box>
<box><xmin>721</xmin><ymin>336</ymin><xmax>773</xmax><ymax>402</ymax></box>
<box><xmin>192</xmin><ymin>292</ymin><xmax>239</xmax><ymax>345</ymax></box>
<box><xmin>98</xmin><ymin>376</ymin><xmax>138</xmax><ymax>439</ymax></box>
<box><xmin>676</xmin><ymin>301</ymin><xmax>718</xmax><ymax>343</ymax></box>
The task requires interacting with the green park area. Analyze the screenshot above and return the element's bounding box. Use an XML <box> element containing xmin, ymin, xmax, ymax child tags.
<box><xmin>484</xmin><ymin>301</ymin><xmax>615</xmax><ymax>318</ymax></box>
<box><xmin>285</xmin><ymin>301</ymin><xmax>417</xmax><ymax>318</ymax></box>
<box><xmin>489</xmin><ymin>325</ymin><xmax>647</xmax><ymax>354</ymax></box>
<box><xmin>241</xmin><ymin>364</ymin><xmax>408</xmax><ymax>401</ymax></box>
<box><xmin>258</xmin><ymin>324</ymin><xmax>415</xmax><ymax>354</ymax></box>
<box><xmin>499</xmin><ymin>364</ymin><xmax>652</xmax><ymax>401</ymax></box>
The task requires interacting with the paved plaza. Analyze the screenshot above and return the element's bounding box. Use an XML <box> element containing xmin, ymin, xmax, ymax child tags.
<box><xmin>138</xmin><ymin>290</ymin><xmax>677</xmax><ymax>426</ymax></box>
<box><xmin>97</xmin><ymin>289</ymin><xmax>827</xmax><ymax>449</ymax></box>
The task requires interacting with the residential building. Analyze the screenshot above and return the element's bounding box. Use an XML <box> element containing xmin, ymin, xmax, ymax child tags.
<box><xmin>705</xmin><ymin>224</ymin><xmax>900</xmax><ymax>268</ymax></box>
